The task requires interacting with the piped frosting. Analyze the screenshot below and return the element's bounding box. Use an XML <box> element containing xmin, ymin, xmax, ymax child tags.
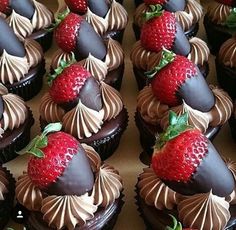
<box><xmin>0</xmin><ymin>168</ymin><xmax>8</xmax><ymax>201</ymax></box>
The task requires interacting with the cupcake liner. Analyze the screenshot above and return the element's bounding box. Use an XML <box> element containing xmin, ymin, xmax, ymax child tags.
<box><xmin>6</xmin><ymin>60</ymin><xmax>46</xmax><ymax>101</ymax></box>
<box><xmin>216</xmin><ymin>58</ymin><xmax>236</xmax><ymax>100</ymax></box>
<box><xmin>0</xmin><ymin>167</ymin><xmax>15</xmax><ymax>230</ymax></box>
<box><xmin>0</xmin><ymin>109</ymin><xmax>34</xmax><ymax>164</ymax></box>
<box><xmin>203</xmin><ymin>15</ymin><xmax>232</xmax><ymax>55</ymax></box>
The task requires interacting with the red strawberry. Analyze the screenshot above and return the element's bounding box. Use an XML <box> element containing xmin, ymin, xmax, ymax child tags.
<box><xmin>49</xmin><ymin>62</ymin><xmax>91</xmax><ymax>104</ymax></box>
<box><xmin>144</xmin><ymin>0</ymin><xmax>167</xmax><ymax>5</ymax></box>
<box><xmin>65</xmin><ymin>0</ymin><xmax>88</xmax><ymax>14</ymax></box>
<box><xmin>140</xmin><ymin>5</ymin><xmax>176</xmax><ymax>53</ymax></box>
<box><xmin>0</xmin><ymin>0</ymin><xmax>10</xmax><ymax>14</ymax></box>
<box><xmin>54</xmin><ymin>12</ymin><xmax>83</xmax><ymax>52</ymax></box>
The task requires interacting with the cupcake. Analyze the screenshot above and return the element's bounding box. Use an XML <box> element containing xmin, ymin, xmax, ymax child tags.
<box><xmin>15</xmin><ymin>123</ymin><xmax>124</xmax><ymax>230</ymax></box>
<box><xmin>0</xmin><ymin>17</ymin><xmax>45</xmax><ymax>101</ymax></box>
<box><xmin>1</xmin><ymin>0</ymin><xmax>54</xmax><ymax>52</ymax></box>
<box><xmin>216</xmin><ymin>35</ymin><xmax>236</xmax><ymax>99</ymax></box>
<box><xmin>133</xmin><ymin>0</ymin><xmax>203</xmax><ymax>40</ymax></box>
<box><xmin>60</xmin><ymin>0</ymin><xmax>128</xmax><ymax>43</ymax></box>
<box><xmin>39</xmin><ymin>63</ymin><xmax>128</xmax><ymax>160</ymax></box>
<box><xmin>51</xmin><ymin>11</ymin><xmax>125</xmax><ymax>91</ymax></box>
<box><xmin>0</xmin><ymin>167</ymin><xmax>15</xmax><ymax>229</ymax></box>
<box><xmin>135</xmin><ymin>50</ymin><xmax>232</xmax><ymax>161</ymax></box>
<box><xmin>130</xmin><ymin>6</ymin><xmax>209</xmax><ymax>90</ymax></box>
<box><xmin>204</xmin><ymin>0</ymin><xmax>236</xmax><ymax>54</ymax></box>
<box><xmin>136</xmin><ymin>114</ymin><xmax>236</xmax><ymax>229</ymax></box>
<box><xmin>0</xmin><ymin>84</ymin><xmax>34</xmax><ymax>163</ymax></box>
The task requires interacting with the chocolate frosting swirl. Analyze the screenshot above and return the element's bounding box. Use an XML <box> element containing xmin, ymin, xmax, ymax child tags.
<box><xmin>219</xmin><ymin>37</ymin><xmax>236</xmax><ymax>68</ymax></box>
<box><xmin>62</xmin><ymin>100</ymin><xmax>104</xmax><ymax>139</ymax></box>
<box><xmin>24</xmin><ymin>39</ymin><xmax>43</xmax><ymax>67</ymax></box>
<box><xmin>225</xmin><ymin>158</ymin><xmax>236</xmax><ymax>204</ymax></box>
<box><xmin>178</xmin><ymin>191</ymin><xmax>230</xmax><ymax>230</ymax></box>
<box><xmin>92</xmin><ymin>164</ymin><xmax>122</xmax><ymax>208</ymax></box>
<box><xmin>41</xmin><ymin>194</ymin><xmax>97</xmax><ymax>229</ymax></box>
<box><xmin>31</xmin><ymin>0</ymin><xmax>53</xmax><ymax>30</ymax></box>
<box><xmin>6</xmin><ymin>10</ymin><xmax>33</xmax><ymax>40</ymax></box>
<box><xmin>188</xmin><ymin>37</ymin><xmax>210</xmax><ymax>65</ymax></box>
<box><xmin>138</xmin><ymin>167</ymin><xmax>178</xmax><ymax>210</ymax></box>
<box><xmin>39</xmin><ymin>93</ymin><xmax>65</xmax><ymax>123</ymax></box>
<box><xmin>133</xmin><ymin>4</ymin><xmax>148</xmax><ymax>27</ymax></box>
<box><xmin>207</xmin><ymin>2</ymin><xmax>231</xmax><ymax>25</ymax></box>
<box><xmin>51</xmin><ymin>50</ymin><xmax>74</xmax><ymax>70</ymax></box>
<box><xmin>16</xmin><ymin>173</ymin><xmax>43</xmax><ymax>211</ymax></box>
<box><xmin>100</xmin><ymin>81</ymin><xmax>123</xmax><ymax>121</ymax></box>
<box><xmin>0</xmin><ymin>168</ymin><xmax>8</xmax><ymax>201</ymax></box>
<box><xmin>175</xmin><ymin>11</ymin><xmax>193</xmax><ymax>31</ymax></box>
<box><xmin>185</xmin><ymin>0</ymin><xmax>203</xmax><ymax>24</ymax></box>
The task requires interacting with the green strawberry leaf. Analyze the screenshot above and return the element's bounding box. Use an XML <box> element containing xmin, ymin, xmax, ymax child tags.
<box><xmin>43</xmin><ymin>123</ymin><xmax>62</xmax><ymax>136</ymax></box>
<box><xmin>17</xmin><ymin>136</ymin><xmax>38</xmax><ymax>155</ymax></box>
<box><xmin>225</xmin><ymin>8</ymin><xmax>236</xmax><ymax>28</ymax></box>
<box><xmin>169</xmin><ymin>111</ymin><xmax>178</xmax><ymax>125</ymax></box>
<box><xmin>165</xmin><ymin>215</ymin><xmax>182</xmax><ymax>230</ymax></box>
<box><xmin>144</xmin><ymin>4</ymin><xmax>163</xmax><ymax>21</ymax></box>
<box><xmin>28</xmin><ymin>148</ymin><xmax>44</xmax><ymax>158</ymax></box>
<box><xmin>35</xmin><ymin>135</ymin><xmax>48</xmax><ymax>148</ymax></box>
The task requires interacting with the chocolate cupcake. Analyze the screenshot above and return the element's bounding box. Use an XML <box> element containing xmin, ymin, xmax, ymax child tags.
<box><xmin>0</xmin><ymin>84</ymin><xmax>34</xmax><ymax>163</ymax></box>
<box><xmin>204</xmin><ymin>0</ymin><xmax>236</xmax><ymax>55</ymax></box>
<box><xmin>1</xmin><ymin>0</ymin><xmax>54</xmax><ymax>52</ymax></box>
<box><xmin>136</xmin><ymin>113</ymin><xmax>236</xmax><ymax>229</ymax></box>
<box><xmin>0</xmin><ymin>17</ymin><xmax>45</xmax><ymax>101</ymax></box>
<box><xmin>15</xmin><ymin>123</ymin><xmax>124</xmax><ymax>230</ymax></box>
<box><xmin>39</xmin><ymin>63</ymin><xmax>128</xmax><ymax>160</ymax></box>
<box><xmin>50</xmin><ymin>11</ymin><xmax>125</xmax><ymax>91</ymax></box>
<box><xmin>0</xmin><ymin>167</ymin><xmax>15</xmax><ymax>229</ymax></box>
<box><xmin>133</xmin><ymin>0</ymin><xmax>203</xmax><ymax>40</ymax></box>
<box><xmin>60</xmin><ymin>0</ymin><xmax>128</xmax><ymax>43</ymax></box>
<box><xmin>216</xmin><ymin>35</ymin><xmax>236</xmax><ymax>99</ymax></box>
<box><xmin>131</xmin><ymin>6</ymin><xmax>209</xmax><ymax>90</ymax></box>
<box><xmin>135</xmin><ymin>50</ymin><xmax>232</xmax><ymax>162</ymax></box>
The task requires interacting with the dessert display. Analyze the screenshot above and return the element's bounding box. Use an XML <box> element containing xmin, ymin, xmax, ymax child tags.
<box><xmin>0</xmin><ymin>166</ymin><xmax>15</xmax><ymax>229</ymax></box>
<box><xmin>39</xmin><ymin>62</ymin><xmax>128</xmax><ymax>160</ymax></box>
<box><xmin>1</xmin><ymin>0</ymin><xmax>54</xmax><ymax>52</ymax></box>
<box><xmin>0</xmin><ymin>84</ymin><xmax>34</xmax><ymax>163</ymax></box>
<box><xmin>204</xmin><ymin>0</ymin><xmax>236</xmax><ymax>54</ymax></box>
<box><xmin>0</xmin><ymin>17</ymin><xmax>45</xmax><ymax>101</ymax></box>
<box><xmin>51</xmin><ymin>11</ymin><xmax>125</xmax><ymax>91</ymax></box>
<box><xmin>15</xmin><ymin>123</ymin><xmax>124</xmax><ymax>230</ymax></box>
<box><xmin>135</xmin><ymin>49</ymin><xmax>233</xmax><ymax>160</ymax></box>
<box><xmin>216</xmin><ymin>35</ymin><xmax>236</xmax><ymax>100</ymax></box>
<box><xmin>136</xmin><ymin>112</ymin><xmax>236</xmax><ymax>229</ymax></box>
<box><xmin>133</xmin><ymin>0</ymin><xmax>203</xmax><ymax>40</ymax></box>
<box><xmin>59</xmin><ymin>0</ymin><xmax>128</xmax><ymax>43</ymax></box>
<box><xmin>130</xmin><ymin>5</ymin><xmax>209</xmax><ymax>90</ymax></box>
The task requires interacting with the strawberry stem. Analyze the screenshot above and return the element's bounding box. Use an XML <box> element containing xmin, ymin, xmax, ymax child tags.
<box><xmin>225</xmin><ymin>8</ymin><xmax>236</xmax><ymax>28</ymax></box>
<box><xmin>48</xmin><ymin>53</ymin><xmax>76</xmax><ymax>86</ymax></box>
<box><xmin>145</xmin><ymin>49</ymin><xmax>176</xmax><ymax>79</ymax></box>
<box><xmin>155</xmin><ymin>111</ymin><xmax>192</xmax><ymax>149</ymax></box>
<box><xmin>144</xmin><ymin>4</ymin><xmax>163</xmax><ymax>21</ymax></box>
<box><xmin>165</xmin><ymin>215</ymin><xmax>182</xmax><ymax>230</ymax></box>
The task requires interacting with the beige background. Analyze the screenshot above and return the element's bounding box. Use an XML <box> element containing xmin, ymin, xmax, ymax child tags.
<box><xmin>4</xmin><ymin>0</ymin><xmax>236</xmax><ymax>229</ymax></box>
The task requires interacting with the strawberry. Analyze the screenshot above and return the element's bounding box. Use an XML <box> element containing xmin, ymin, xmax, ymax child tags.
<box><xmin>0</xmin><ymin>0</ymin><xmax>10</xmax><ymax>14</ymax></box>
<box><xmin>54</xmin><ymin>10</ymin><xmax>84</xmax><ymax>53</ymax></box>
<box><xmin>140</xmin><ymin>5</ymin><xmax>176</xmax><ymax>53</ymax></box>
<box><xmin>144</xmin><ymin>0</ymin><xmax>167</xmax><ymax>5</ymax></box>
<box><xmin>65</xmin><ymin>0</ymin><xmax>88</xmax><ymax>14</ymax></box>
<box><xmin>48</xmin><ymin>61</ymin><xmax>91</xmax><ymax>105</ymax></box>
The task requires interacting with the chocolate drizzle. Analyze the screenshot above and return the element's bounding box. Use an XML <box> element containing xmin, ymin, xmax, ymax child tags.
<box><xmin>75</xmin><ymin>20</ymin><xmax>107</xmax><ymax>61</ymax></box>
<box><xmin>46</xmin><ymin>143</ymin><xmax>94</xmax><ymax>196</ymax></box>
<box><xmin>164</xmin><ymin>0</ymin><xmax>186</xmax><ymax>12</ymax></box>
<box><xmin>0</xmin><ymin>17</ymin><xmax>25</xmax><ymax>57</ymax></box>
<box><xmin>164</xmin><ymin>141</ymin><xmax>235</xmax><ymax>197</ymax></box>
<box><xmin>178</xmin><ymin>67</ymin><xmax>215</xmax><ymax>112</ymax></box>
<box><xmin>88</xmin><ymin>0</ymin><xmax>109</xmax><ymax>17</ymax></box>
<box><xmin>10</xmin><ymin>0</ymin><xmax>35</xmax><ymax>19</ymax></box>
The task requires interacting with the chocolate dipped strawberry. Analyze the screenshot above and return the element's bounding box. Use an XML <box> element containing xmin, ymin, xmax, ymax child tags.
<box><xmin>48</xmin><ymin>59</ymin><xmax>102</xmax><ymax>111</ymax></box>
<box><xmin>53</xmin><ymin>9</ymin><xmax>106</xmax><ymax>60</ymax></box>
<box><xmin>146</xmin><ymin>49</ymin><xmax>214</xmax><ymax>112</ymax></box>
<box><xmin>25</xmin><ymin>123</ymin><xmax>94</xmax><ymax>196</ymax></box>
<box><xmin>140</xmin><ymin>5</ymin><xmax>190</xmax><ymax>56</ymax></box>
<box><xmin>8</xmin><ymin>0</ymin><xmax>35</xmax><ymax>18</ymax></box>
<box><xmin>151</xmin><ymin>111</ymin><xmax>235</xmax><ymax>197</ymax></box>
<box><xmin>144</xmin><ymin>0</ymin><xmax>186</xmax><ymax>12</ymax></box>
<box><xmin>0</xmin><ymin>0</ymin><xmax>10</xmax><ymax>14</ymax></box>
<box><xmin>65</xmin><ymin>0</ymin><xmax>88</xmax><ymax>14</ymax></box>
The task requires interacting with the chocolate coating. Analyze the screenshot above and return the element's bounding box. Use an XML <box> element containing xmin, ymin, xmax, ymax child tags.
<box><xmin>88</xmin><ymin>0</ymin><xmax>109</xmax><ymax>17</ymax></box>
<box><xmin>75</xmin><ymin>20</ymin><xmax>107</xmax><ymax>61</ymax></box>
<box><xmin>164</xmin><ymin>0</ymin><xmax>186</xmax><ymax>12</ymax></box>
<box><xmin>165</xmin><ymin>141</ymin><xmax>235</xmax><ymax>197</ymax></box>
<box><xmin>178</xmin><ymin>67</ymin><xmax>215</xmax><ymax>112</ymax></box>
<box><xmin>172</xmin><ymin>22</ymin><xmax>191</xmax><ymax>56</ymax></box>
<box><xmin>10</xmin><ymin>0</ymin><xmax>35</xmax><ymax>19</ymax></box>
<box><xmin>0</xmin><ymin>96</ymin><xmax>3</xmax><ymax>120</ymax></box>
<box><xmin>46</xmin><ymin>143</ymin><xmax>94</xmax><ymax>196</ymax></box>
<box><xmin>0</xmin><ymin>17</ymin><xmax>25</xmax><ymax>57</ymax></box>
